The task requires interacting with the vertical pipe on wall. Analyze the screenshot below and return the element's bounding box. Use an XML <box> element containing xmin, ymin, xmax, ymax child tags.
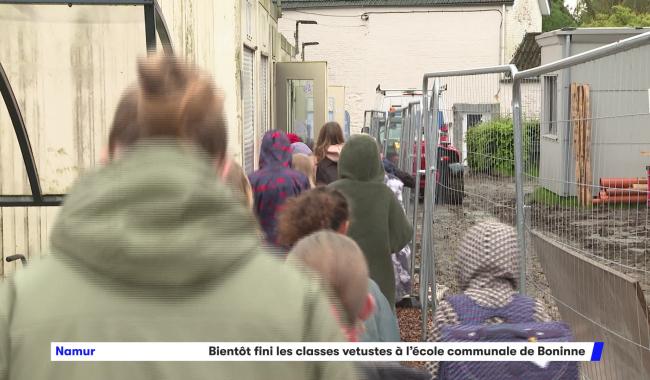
<box><xmin>501</xmin><ymin>4</ymin><xmax>506</xmax><ymax>65</ymax></box>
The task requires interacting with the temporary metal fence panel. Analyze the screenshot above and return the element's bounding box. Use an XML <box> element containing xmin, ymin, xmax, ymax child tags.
<box><xmin>399</xmin><ymin>106</ymin><xmax>411</xmax><ymax>174</ymax></box>
<box><xmin>418</xmin><ymin>65</ymin><xmax>521</xmax><ymax>340</ymax></box>
<box><xmin>514</xmin><ymin>31</ymin><xmax>650</xmax><ymax>380</ymax></box>
<box><xmin>410</xmin><ymin>32</ymin><xmax>650</xmax><ymax>379</ymax></box>
<box><xmin>363</xmin><ymin>110</ymin><xmax>385</xmax><ymax>141</ymax></box>
<box><xmin>394</xmin><ymin>99</ymin><xmax>423</xmax><ymax>303</ymax></box>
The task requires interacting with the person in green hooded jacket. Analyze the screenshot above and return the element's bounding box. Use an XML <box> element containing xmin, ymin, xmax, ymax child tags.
<box><xmin>330</xmin><ymin>135</ymin><xmax>413</xmax><ymax>307</ymax></box>
<box><xmin>0</xmin><ymin>55</ymin><xmax>358</xmax><ymax>380</ymax></box>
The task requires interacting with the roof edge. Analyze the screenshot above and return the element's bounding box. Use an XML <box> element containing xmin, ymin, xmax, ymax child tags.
<box><xmin>538</xmin><ymin>27</ymin><xmax>650</xmax><ymax>39</ymax></box>
<box><xmin>281</xmin><ymin>1</ymin><xmax>515</xmax><ymax>10</ymax></box>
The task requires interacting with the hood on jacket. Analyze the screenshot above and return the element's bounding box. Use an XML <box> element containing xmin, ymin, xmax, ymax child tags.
<box><xmin>456</xmin><ymin>221</ymin><xmax>519</xmax><ymax>292</ymax></box>
<box><xmin>325</xmin><ymin>144</ymin><xmax>344</xmax><ymax>163</ymax></box>
<box><xmin>286</xmin><ymin>133</ymin><xmax>303</xmax><ymax>144</ymax></box>
<box><xmin>291</xmin><ymin>142</ymin><xmax>313</xmax><ymax>156</ymax></box>
<box><xmin>259</xmin><ymin>130</ymin><xmax>292</xmax><ymax>169</ymax></box>
<box><xmin>49</xmin><ymin>140</ymin><xmax>261</xmax><ymax>288</ymax></box>
<box><xmin>338</xmin><ymin>135</ymin><xmax>384</xmax><ymax>183</ymax></box>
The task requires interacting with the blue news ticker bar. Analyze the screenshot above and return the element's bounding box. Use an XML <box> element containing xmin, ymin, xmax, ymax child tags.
<box><xmin>590</xmin><ymin>342</ymin><xmax>604</xmax><ymax>361</ymax></box>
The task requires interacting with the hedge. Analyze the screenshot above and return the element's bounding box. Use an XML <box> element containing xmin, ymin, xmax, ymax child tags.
<box><xmin>466</xmin><ymin>118</ymin><xmax>539</xmax><ymax>177</ymax></box>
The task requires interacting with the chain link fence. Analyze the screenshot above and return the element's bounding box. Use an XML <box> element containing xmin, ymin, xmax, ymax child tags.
<box><xmin>517</xmin><ymin>31</ymin><xmax>650</xmax><ymax>379</ymax></box>
<box><xmin>411</xmin><ymin>31</ymin><xmax>650</xmax><ymax>379</ymax></box>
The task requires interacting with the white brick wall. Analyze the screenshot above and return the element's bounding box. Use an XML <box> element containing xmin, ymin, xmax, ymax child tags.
<box><xmin>279</xmin><ymin>2</ymin><xmax>542</xmax><ymax>133</ymax></box>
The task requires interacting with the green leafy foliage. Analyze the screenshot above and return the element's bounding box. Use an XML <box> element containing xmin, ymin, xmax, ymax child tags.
<box><xmin>528</xmin><ymin>187</ymin><xmax>580</xmax><ymax>207</ymax></box>
<box><xmin>581</xmin><ymin>5</ymin><xmax>650</xmax><ymax>26</ymax></box>
<box><xmin>466</xmin><ymin>118</ymin><xmax>539</xmax><ymax>177</ymax></box>
<box><xmin>543</xmin><ymin>0</ymin><xmax>578</xmax><ymax>32</ymax></box>
<box><xmin>575</xmin><ymin>0</ymin><xmax>650</xmax><ymax>22</ymax></box>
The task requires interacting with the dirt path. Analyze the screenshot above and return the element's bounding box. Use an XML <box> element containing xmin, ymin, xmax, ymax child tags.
<box><xmin>397</xmin><ymin>172</ymin><xmax>650</xmax><ymax>343</ymax></box>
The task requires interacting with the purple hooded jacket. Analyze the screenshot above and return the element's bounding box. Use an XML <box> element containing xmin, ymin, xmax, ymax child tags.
<box><xmin>249</xmin><ymin>130</ymin><xmax>311</xmax><ymax>249</ymax></box>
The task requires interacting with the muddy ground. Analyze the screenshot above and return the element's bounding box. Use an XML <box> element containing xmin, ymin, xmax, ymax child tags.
<box><xmin>396</xmin><ymin>172</ymin><xmax>649</xmax><ymax>344</ymax></box>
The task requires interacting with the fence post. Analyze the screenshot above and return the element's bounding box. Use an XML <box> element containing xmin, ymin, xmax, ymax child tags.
<box><xmin>428</xmin><ymin>79</ymin><xmax>441</xmax><ymax>318</ymax></box>
<box><xmin>418</xmin><ymin>76</ymin><xmax>430</xmax><ymax>339</ymax></box>
<box><xmin>420</xmin><ymin>76</ymin><xmax>441</xmax><ymax>339</ymax></box>
<box><xmin>409</xmin><ymin>104</ymin><xmax>421</xmax><ymax>297</ymax></box>
<box><xmin>511</xmin><ymin>73</ymin><xmax>527</xmax><ymax>295</ymax></box>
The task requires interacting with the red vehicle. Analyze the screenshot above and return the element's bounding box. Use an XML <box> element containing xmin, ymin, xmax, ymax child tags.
<box><xmin>412</xmin><ymin>119</ymin><xmax>464</xmax><ymax>205</ymax></box>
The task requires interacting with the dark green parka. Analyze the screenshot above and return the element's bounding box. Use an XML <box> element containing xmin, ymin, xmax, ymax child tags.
<box><xmin>330</xmin><ymin>135</ymin><xmax>413</xmax><ymax>306</ymax></box>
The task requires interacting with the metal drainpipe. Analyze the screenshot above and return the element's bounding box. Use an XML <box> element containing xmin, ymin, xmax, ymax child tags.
<box><xmin>563</xmin><ymin>33</ymin><xmax>572</xmax><ymax>196</ymax></box>
<box><xmin>501</xmin><ymin>4</ymin><xmax>506</xmax><ymax>65</ymax></box>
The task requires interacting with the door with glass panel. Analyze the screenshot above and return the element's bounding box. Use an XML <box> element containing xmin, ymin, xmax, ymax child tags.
<box><xmin>275</xmin><ymin>62</ymin><xmax>327</xmax><ymax>145</ymax></box>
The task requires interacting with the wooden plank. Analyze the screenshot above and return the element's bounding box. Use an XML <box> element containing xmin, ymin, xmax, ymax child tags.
<box><xmin>571</xmin><ymin>83</ymin><xmax>580</xmax><ymax>203</ymax></box>
<box><xmin>577</xmin><ymin>84</ymin><xmax>585</xmax><ymax>206</ymax></box>
<box><xmin>583</xmin><ymin>84</ymin><xmax>593</xmax><ymax>206</ymax></box>
<box><xmin>576</xmin><ymin>85</ymin><xmax>582</xmax><ymax>206</ymax></box>
<box><xmin>580</xmin><ymin>85</ymin><xmax>588</xmax><ymax>206</ymax></box>
<box><xmin>579</xmin><ymin>85</ymin><xmax>586</xmax><ymax>206</ymax></box>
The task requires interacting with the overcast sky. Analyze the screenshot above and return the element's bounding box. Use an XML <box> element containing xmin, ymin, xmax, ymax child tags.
<box><xmin>564</xmin><ymin>0</ymin><xmax>577</xmax><ymax>12</ymax></box>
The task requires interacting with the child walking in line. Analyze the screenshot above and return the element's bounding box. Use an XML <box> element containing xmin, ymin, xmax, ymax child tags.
<box><xmin>289</xmin><ymin>231</ymin><xmax>429</xmax><ymax>380</ymax></box>
<box><xmin>330</xmin><ymin>135</ymin><xmax>412</xmax><ymax>307</ymax></box>
<box><xmin>315</xmin><ymin>121</ymin><xmax>345</xmax><ymax>185</ymax></box>
<box><xmin>426</xmin><ymin>221</ymin><xmax>574</xmax><ymax>380</ymax></box>
<box><xmin>277</xmin><ymin>187</ymin><xmax>400</xmax><ymax>343</ymax></box>
<box><xmin>248</xmin><ymin>130</ymin><xmax>311</xmax><ymax>251</ymax></box>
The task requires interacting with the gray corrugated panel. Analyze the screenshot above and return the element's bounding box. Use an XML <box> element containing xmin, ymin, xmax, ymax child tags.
<box><xmin>260</xmin><ymin>55</ymin><xmax>269</xmax><ymax>134</ymax></box>
<box><xmin>242</xmin><ymin>47</ymin><xmax>256</xmax><ymax>174</ymax></box>
<box><xmin>281</xmin><ymin>0</ymin><xmax>513</xmax><ymax>9</ymax></box>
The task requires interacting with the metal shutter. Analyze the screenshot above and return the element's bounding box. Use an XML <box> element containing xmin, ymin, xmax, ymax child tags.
<box><xmin>260</xmin><ymin>55</ymin><xmax>269</xmax><ymax>134</ymax></box>
<box><xmin>242</xmin><ymin>47</ymin><xmax>255</xmax><ymax>174</ymax></box>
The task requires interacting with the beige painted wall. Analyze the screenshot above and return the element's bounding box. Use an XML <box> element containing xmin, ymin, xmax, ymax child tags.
<box><xmin>279</xmin><ymin>2</ymin><xmax>542</xmax><ymax>134</ymax></box>
<box><xmin>0</xmin><ymin>0</ymin><xmax>286</xmax><ymax>277</ymax></box>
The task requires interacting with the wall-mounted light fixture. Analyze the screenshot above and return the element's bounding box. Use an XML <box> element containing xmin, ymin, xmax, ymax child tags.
<box><xmin>361</xmin><ymin>13</ymin><xmax>369</xmax><ymax>21</ymax></box>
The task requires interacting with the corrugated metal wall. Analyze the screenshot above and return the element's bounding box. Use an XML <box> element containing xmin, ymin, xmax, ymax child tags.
<box><xmin>260</xmin><ymin>55</ymin><xmax>269</xmax><ymax>134</ymax></box>
<box><xmin>242</xmin><ymin>47</ymin><xmax>256</xmax><ymax>174</ymax></box>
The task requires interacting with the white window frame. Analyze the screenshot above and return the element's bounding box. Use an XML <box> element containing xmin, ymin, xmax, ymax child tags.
<box><xmin>543</xmin><ymin>75</ymin><xmax>558</xmax><ymax>137</ymax></box>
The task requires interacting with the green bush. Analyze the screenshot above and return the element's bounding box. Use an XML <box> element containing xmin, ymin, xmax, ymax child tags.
<box><xmin>466</xmin><ymin>118</ymin><xmax>539</xmax><ymax>177</ymax></box>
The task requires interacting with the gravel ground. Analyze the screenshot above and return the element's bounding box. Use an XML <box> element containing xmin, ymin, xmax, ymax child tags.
<box><xmin>396</xmin><ymin>171</ymin><xmax>650</xmax><ymax>343</ymax></box>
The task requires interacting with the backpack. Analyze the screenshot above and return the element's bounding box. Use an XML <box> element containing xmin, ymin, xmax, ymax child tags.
<box><xmin>439</xmin><ymin>294</ymin><xmax>579</xmax><ymax>380</ymax></box>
